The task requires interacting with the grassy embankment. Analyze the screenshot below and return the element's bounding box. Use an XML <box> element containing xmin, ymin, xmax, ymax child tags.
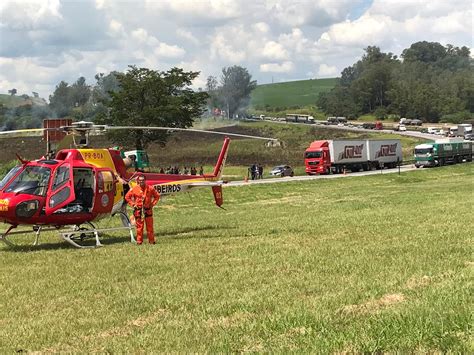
<box><xmin>249</xmin><ymin>78</ymin><xmax>337</xmax><ymax>119</ymax></box>
<box><xmin>0</xmin><ymin>164</ymin><xmax>472</xmax><ymax>352</ymax></box>
<box><xmin>145</xmin><ymin>121</ymin><xmax>426</xmax><ymax>180</ymax></box>
<box><xmin>0</xmin><ymin>120</ymin><xmax>427</xmax><ymax>179</ymax></box>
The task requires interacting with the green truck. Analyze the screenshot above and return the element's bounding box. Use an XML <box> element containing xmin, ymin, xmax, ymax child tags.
<box><xmin>121</xmin><ymin>150</ymin><xmax>150</xmax><ymax>171</ymax></box>
<box><xmin>414</xmin><ymin>139</ymin><xmax>472</xmax><ymax>168</ymax></box>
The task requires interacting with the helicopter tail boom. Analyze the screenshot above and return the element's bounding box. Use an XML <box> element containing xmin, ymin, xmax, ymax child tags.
<box><xmin>210</xmin><ymin>137</ymin><xmax>230</xmax><ymax>180</ymax></box>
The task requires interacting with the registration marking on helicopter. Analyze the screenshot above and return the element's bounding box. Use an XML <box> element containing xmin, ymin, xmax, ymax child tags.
<box><xmin>153</xmin><ymin>184</ymin><xmax>183</xmax><ymax>195</ymax></box>
<box><xmin>0</xmin><ymin>199</ymin><xmax>9</xmax><ymax>211</ymax></box>
<box><xmin>79</xmin><ymin>149</ymin><xmax>116</xmax><ymax>170</ymax></box>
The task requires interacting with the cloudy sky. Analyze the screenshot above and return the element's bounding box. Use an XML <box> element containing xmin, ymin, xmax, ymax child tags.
<box><xmin>0</xmin><ymin>0</ymin><xmax>472</xmax><ymax>100</ymax></box>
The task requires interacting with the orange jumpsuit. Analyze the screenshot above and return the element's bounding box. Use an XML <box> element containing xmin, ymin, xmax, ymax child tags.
<box><xmin>125</xmin><ymin>184</ymin><xmax>160</xmax><ymax>244</ymax></box>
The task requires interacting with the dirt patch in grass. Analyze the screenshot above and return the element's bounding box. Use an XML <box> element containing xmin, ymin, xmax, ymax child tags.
<box><xmin>405</xmin><ymin>275</ymin><xmax>432</xmax><ymax>289</ymax></box>
<box><xmin>205</xmin><ymin>311</ymin><xmax>254</xmax><ymax>329</ymax></box>
<box><xmin>340</xmin><ymin>293</ymin><xmax>405</xmax><ymax>315</ymax></box>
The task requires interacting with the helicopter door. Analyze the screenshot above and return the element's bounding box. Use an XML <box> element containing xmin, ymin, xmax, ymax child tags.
<box><xmin>45</xmin><ymin>162</ymin><xmax>76</xmax><ymax>215</ymax></box>
<box><xmin>94</xmin><ymin>168</ymin><xmax>116</xmax><ymax>213</ymax></box>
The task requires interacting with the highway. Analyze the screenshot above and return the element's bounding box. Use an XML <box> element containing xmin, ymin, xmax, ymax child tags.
<box><xmin>246</xmin><ymin>118</ymin><xmax>436</xmax><ymax>140</ymax></box>
<box><xmin>226</xmin><ymin>164</ymin><xmax>419</xmax><ymax>187</ymax></box>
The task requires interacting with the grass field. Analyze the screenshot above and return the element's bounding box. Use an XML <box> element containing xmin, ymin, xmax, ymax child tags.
<box><xmin>250</xmin><ymin>78</ymin><xmax>337</xmax><ymax>109</ymax></box>
<box><xmin>0</xmin><ymin>164</ymin><xmax>472</xmax><ymax>352</ymax></box>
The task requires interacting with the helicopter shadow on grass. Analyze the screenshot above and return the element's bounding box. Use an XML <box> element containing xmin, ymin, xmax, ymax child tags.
<box><xmin>1</xmin><ymin>233</ymin><xmax>133</xmax><ymax>252</ymax></box>
<box><xmin>0</xmin><ymin>226</ymin><xmax>239</xmax><ymax>252</ymax></box>
<box><xmin>158</xmin><ymin>225</ymin><xmax>237</xmax><ymax>241</ymax></box>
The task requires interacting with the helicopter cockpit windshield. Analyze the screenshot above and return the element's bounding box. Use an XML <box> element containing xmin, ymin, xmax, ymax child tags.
<box><xmin>3</xmin><ymin>166</ymin><xmax>51</xmax><ymax>196</ymax></box>
<box><xmin>0</xmin><ymin>165</ymin><xmax>21</xmax><ymax>190</ymax></box>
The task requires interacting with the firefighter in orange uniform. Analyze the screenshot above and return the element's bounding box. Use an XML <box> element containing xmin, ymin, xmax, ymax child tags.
<box><xmin>125</xmin><ymin>175</ymin><xmax>160</xmax><ymax>245</ymax></box>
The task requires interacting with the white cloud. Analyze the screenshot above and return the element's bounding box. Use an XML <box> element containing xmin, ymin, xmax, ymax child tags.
<box><xmin>154</xmin><ymin>43</ymin><xmax>186</xmax><ymax>58</ymax></box>
<box><xmin>267</xmin><ymin>0</ymin><xmax>354</xmax><ymax>27</ymax></box>
<box><xmin>176</xmin><ymin>29</ymin><xmax>200</xmax><ymax>45</ymax></box>
<box><xmin>209</xmin><ymin>31</ymin><xmax>247</xmax><ymax>63</ymax></box>
<box><xmin>262</xmin><ymin>41</ymin><xmax>289</xmax><ymax>60</ymax></box>
<box><xmin>260</xmin><ymin>61</ymin><xmax>294</xmax><ymax>73</ymax></box>
<box><xmin>108</xmin><ymin>19</ymin><xmax>124</xmax><ymax>36</ymax></box>
<box><xmin>144</xmin><ymin>0</ymin><xmax>243</xmax><ymax>23</ymax></box>
<box><xmin>252</xmin><ymin>22</ymin><xmax>270</xmax><ymax>34</ymax></box>
<box><xmin>0</xmin><ymin>0</ymin><xmax>472</xmax><ymax>99</ymax></box>
<box><xmin>318</xmin><ymin>15</ymin><xmax>392</xmax><ymax>48</ymax></box>
<box><xmin>0</xmin><ymin>0</ymin><xmax>62</xmax><ymax>30</ymax></box>
<box><xmin>318</xmin><ymin>63</ymin><xmax>338</xmax><ymax>76</ymax></box>
<box><xmin>279</xmin><ymin>28</ymin><xmax>309</xmax><ymax>54</ymax></box>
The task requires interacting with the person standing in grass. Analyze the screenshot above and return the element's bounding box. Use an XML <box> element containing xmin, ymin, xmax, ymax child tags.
<box><xmin>125</xmin><ymin>175</ymin><xmax>160</xmax><ymax>245</ymax></box>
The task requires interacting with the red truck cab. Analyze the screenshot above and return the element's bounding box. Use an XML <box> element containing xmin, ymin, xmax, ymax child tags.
<box><xmin>304</xmin><ymin>140</ymin><xmax>331</xmax><ymax>175</ymax></box>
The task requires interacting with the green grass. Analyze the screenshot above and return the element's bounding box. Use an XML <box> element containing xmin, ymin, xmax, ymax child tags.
<box><xmin>250</xmin><ymin>78</ymin><xmax>337</xmax><ymax>109</ymax></box>
<box><xmin>0</xmin><ymin>164</ymin><xmax>472</xmax><ymax>352</ymax></box>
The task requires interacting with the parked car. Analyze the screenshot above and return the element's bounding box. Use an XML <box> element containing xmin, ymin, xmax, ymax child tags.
<box><xmin>270</xmin><ymin>165</ymin><xmax>294</xmax><ymax>177</ymax></box>
<box><xmin>464</xmin><ymin>133</ymin><xmax>473</xmax><ymax>141</ymax></box>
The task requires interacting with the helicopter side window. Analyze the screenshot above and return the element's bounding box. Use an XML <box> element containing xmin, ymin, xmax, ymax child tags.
<box><xmin>52</xmin><ymin>166</ymin><xmax>70</xmax><ymax>190</ymax></box>
<box><xmin>49</xmin><ymin>187</ymin><xmax>71</xmax><ymax>208</ymax></box>
<box><xmin>98</xmin><ymin>171</ymin><xmax>114</xmax><ymax>193</ymax></box>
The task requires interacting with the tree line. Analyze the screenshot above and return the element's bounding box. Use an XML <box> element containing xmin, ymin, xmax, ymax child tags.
<box><xmin>317</xmin><ymin>41</ymin><xmax>473</xmax><ymax>123</ymax></box>
<box><xmin>0</xmin><ymin>65</ymin><xmax>256</xmax><ymax>149</ymax></box>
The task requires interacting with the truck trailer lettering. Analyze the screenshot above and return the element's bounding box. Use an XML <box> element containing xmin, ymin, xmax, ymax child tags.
<box><xmin>375</xmin><ymin>143</ymin><xmax>398</xmax><ymax>158</ymax></box>
<box><xmin>339</xmin><ymin>144</ymin><xmax>364</xmax><ymax>160</ymax></box>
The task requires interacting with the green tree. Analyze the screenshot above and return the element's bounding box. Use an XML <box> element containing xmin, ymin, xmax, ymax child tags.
<box><xmin>401</xmin><ymin>41</ymin><xmax>446</xmax><ymax>64</ymax></box>
<box><xmin>219</xmin><ymin>66</ymin><xmax>257</xmax><ymax>118</ymax></box>
<box><xmin>205</xmin><ymin>75</ymin><xmax>220</xmax><ymax>114</ymax></box>
<box><xmin>319</xmin><ymin>41</ymin><xmax>472</xmax><ymax>122</ymax></box>
<box><xmin>70</xmin><ymin>77</ymin><xmax>90</xmax><ymax>107</ymax></box>
<box><xmin>97</xmin><ymin>66</ymin><xmax>208</xmax><ymax>150</ymax></box>
<box><xmin>49</xmin><ymin>81</ymin><xmax>73</xmax><ymax>117</ymax></box>
<box><xmin>92</xmin><ymin>72</ymin><xmax>121</xmax><ymax>104</ymax></box>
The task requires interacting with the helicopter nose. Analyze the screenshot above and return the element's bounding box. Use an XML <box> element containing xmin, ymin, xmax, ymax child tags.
<box><xmin>0</xmin><ymin>194</ymin><xmax>40</xmax><ymax>221</ymax></box>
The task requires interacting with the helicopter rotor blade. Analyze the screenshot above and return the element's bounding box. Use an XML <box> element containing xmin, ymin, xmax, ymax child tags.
<box><xmin>103</xmin><ymin>125</ymin><xmax>279</xmax><ymax>142</ymax></box>
<box><xmin>0</xmin><ymin>128</ymin><xmax>45</xmax><ymax>137</ymax></box>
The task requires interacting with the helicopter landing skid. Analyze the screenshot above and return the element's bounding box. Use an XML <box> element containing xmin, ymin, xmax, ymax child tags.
<box><xmin>0</xmin><ymin>225</ymin><xmax>60</xmax><ymax>247</ymax></box>
<box><xmin>60</xmin><ymin>212</ymin><xmax>135</xmax><ymax>249</ymax></box>
<box><xmin>0</xmin><ymin>212</ymin><xmax>135</xmax><ymax>249</ymax></box>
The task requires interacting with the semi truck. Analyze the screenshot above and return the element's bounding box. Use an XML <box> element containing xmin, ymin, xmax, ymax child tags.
<box><xmin>448</xmin><ymin>124</ymin><xmax>472</xmax><ymax>137</ymax></box>
<box><xmin>457</xmin><ymin>124</ymin><xmax>472</xmax><ymax>137</ymax></box>
<box><xmin>414</xmin><ymin>138</ymin><xmax>472</xmax><ymax>168</ymax></box>
<box><xmin>286</xmin><ymin>114</ymin><xmax>315</xmax><ymax>124</ymax></box>
<box><xmin>304</xmin><ymin>139</ymin><xmax>402</xmax><ymax>175</ymax></box>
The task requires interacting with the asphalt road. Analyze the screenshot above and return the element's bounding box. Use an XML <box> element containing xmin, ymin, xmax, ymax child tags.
<box><xmin>226</xmin><ymin>164</ymin><xmax>418</xmax><ymax>187</ymax></box>
<box><xmin>247</xmin><ymin>118</ymin><xmax>436</xmax><ymax>140</ymax></box>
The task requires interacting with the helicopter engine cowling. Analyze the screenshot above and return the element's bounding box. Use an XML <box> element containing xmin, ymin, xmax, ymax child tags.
<box><xmin>123</xmin><ymin>157</ymin><xmax>133</xmax><ymax>169</ymax></box>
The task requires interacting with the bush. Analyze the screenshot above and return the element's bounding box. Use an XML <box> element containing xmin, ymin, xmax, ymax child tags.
<box><xmin>373</xmin><ymin>107</ymin><xmax>388</xmax><ymax>120</ymax></box>
<box><xmin>0</xmin><ymin>160</ymin><xmax>18</xmax><ymax>178</ymax></box>
<box><xmin>439</xmin><ymin>111</ymin><xmax>474</xmax><ymax>124</ymax></box>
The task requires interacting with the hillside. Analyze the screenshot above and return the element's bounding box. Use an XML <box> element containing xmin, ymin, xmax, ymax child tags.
<box><xmin>0</xmin><ymin>93</ymin><xmax>47</xmax><ymax>108</ymax></box>
<box><xmin>250</xmin><ymin>78</ymin><xmax>337</xmax><ymax>109</ymax></box>
<box><xmin>0</xmin><ymin>121</ymin><xmax>424</xmax><ymax>167</ymax></box>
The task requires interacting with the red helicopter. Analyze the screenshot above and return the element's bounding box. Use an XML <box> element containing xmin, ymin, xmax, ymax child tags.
<box><xmin>0</xmin><ymin>121</ymin><xmax>277</xmax><ymax>248</ymax></box>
